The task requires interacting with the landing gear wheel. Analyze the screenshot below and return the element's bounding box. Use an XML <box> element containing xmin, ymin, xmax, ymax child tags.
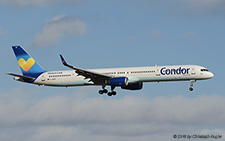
<box><xmin>189</xmin><ymin>80</ymin><xmax>195</xmax><ymax>92</ymax></box>
<box><xmin>112</xmin><ymin>91</ymin><xmax>117</xmax><ymax>96</ymax></box>
<box><xmin>103</xmin><ymin>89</ymin><xmax>108</xmax><ymax>93</ymax></box>
<box><xmin>99</xmin><ymin>90</ymin><xmax>104</xmax><ymax>94</ymax></box>
<box><xmin>108</xmin><ymin>92</ymin><xmax>112</xmax><ymax>96</ymax></box>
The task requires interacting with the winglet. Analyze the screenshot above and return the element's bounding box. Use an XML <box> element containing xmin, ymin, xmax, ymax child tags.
<box><xmin>60</xmin><ymin>54</ymin><xmax>68</xmax><ymax>66</ymax></box>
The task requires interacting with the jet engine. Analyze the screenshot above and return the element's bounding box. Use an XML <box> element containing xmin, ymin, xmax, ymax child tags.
<box><xmin>121</xmin><ymin>82</ymin><xmax>143</xmax><ymax>90</ymax></box>
<box><xmin>109</xmin><ymin>77</ymin><xmax>128</xmax><ymax>86</ymax></box>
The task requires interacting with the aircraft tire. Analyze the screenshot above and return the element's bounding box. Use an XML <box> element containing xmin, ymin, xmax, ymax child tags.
<box><xmin>103</xmin><ymin>89</ymin><xmax>108</xmax><ymax>93</ymax></box>
<box><xmin>112</xmin><ymin>91</ymin><xmax>117</xmax><ymax>95</ymax></box>
<box><xmin>108</xmin><ymin>92</ymin><xmax>112</xmax><ymax>96</ymax></box>
<box><xmin>99</xmin><ymin>90</ymin><xmax>104</xmax><ymax>94</ymax></box>
<box><xmin>189</xmin><ymin>87</ymin><xmax>193</xmax><ymax>91</ymax></box>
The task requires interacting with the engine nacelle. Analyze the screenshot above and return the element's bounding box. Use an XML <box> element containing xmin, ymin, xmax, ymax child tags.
<box><xmin>121</xmin><ymin>82</ymin><xmax>143</xmax><ymax>90</ymax></box>
<box><xmin>109</xmin><ymin>77</ymin><xmax>128</xmax><ymax>86</ymax></box>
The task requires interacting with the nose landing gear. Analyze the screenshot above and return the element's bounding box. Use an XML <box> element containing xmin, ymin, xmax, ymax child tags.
<box><xmin>189</xmin><ymin>80</ymin><xmax>196</xmax><ymax>91</ymax></box>
<box><xmin>189</xmin><ymin>87</ymin><xmax>193</xmax><ymax>91</ymax></box>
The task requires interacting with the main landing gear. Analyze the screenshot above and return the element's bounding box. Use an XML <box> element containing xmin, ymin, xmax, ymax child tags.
<box><xmin>99</xmin><ymin>85</ymin><xmax>117</xmax><ymax>96</ymax></box>
<box><xmin>189</xmin><ymin>80</ymin><xmax>195</xmax><ymax>91</ymax></box>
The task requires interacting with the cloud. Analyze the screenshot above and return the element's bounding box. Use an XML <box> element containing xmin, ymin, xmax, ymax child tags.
<box><xmin>0</xmin><ymin>27</ymin><xmax>7</xmax><ymax>37</ymax></box>
<box><xmin>201</xmin><ymin>129</ymin><xmax>225</xmax><ymax>138</ymax></box>
<box><xmin>33</xmin><ymin>15</ymin><xmax>87</xmax><ymax>48</ymax></box>
<box><xmin>171</xmin><ymin>0</ymin><xmax>225</xmax><ymax>16</ymax></box>
<box><xmin>127</xmin><ymin>36</ymin><xmax>138</xmax><ymax>44</ymax></box>
<box><xmin>149</xmin><ymin>30</ymin><xmax>160</xmax><ymax>38</ymax></box>
<box><xmin>0</xmin><ymin>88</ymin><xmax>225</xmax><ymax>141</ymax></box>
<box><xmin>1</xmin><ymin>0</ymin><xmax>83</xmax><ymax>7</ymax></box>
<box><xmin>180</xmin><ymin>31</ymin><xmax>196</xmax><ymax>39</ymax></box>
<box><xmin>145</xmin><ymin>0</ymin><xmax>225</xmax><ymax>17</ymax></box>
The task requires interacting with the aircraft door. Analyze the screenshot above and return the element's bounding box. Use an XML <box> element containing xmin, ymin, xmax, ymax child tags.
<box><xmin>41</xmin><ymin>74</ymin><xmax>45</xmax><ymax>82</ymax></box>
<box><xmin>156</xmin><ymin>68</ymin><xmax>161</xmax><ymax>76</ymax></box>
<box><xmin>190</xmin><ymin>67</ymin><xmax>196</xmax><ymax>75</ymax></box>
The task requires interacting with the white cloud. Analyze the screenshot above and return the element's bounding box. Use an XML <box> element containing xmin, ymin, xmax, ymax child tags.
<box><xmin>32</xmin><ymin>126</ymin><xmax>79</xmax><ymax>140</ymax></box>
<box><xmin>33</xmin><ymin>15</ymin><xmax>87</xmax><ymax>48</ymax></box>
<box><xmin>180</xmin><ymin>31</ymin><xmax>196</xmax><ymax>39</ymax></box>
<box><xmin>145</xmin><ymin>0</ymin><xmax>225</xmax><ymax>17</ymax></box>
<box><xmin>0</xmin><ymin>88</ymin><xmax>225</xmax><ymax>141</ymax></box>
<box><xmin>1</xmin><ymin>0</ymin><xmax>83</xmax><ymax>7</ymax></box>
<box><xmin>201</xmin><ymin>129</ymin><xmax>225</xmax><ymax>137</ymax></box>
<box><xmin>0</xmin><ymin>27</ymin><xmax>7</xmax><ymax>37</ymax></box>
<box><xmin>127</xmin><ymin>36</ymin><xmax>138</xmax><ymax>42</ymax></box>
<box><xmin>149</xmin><ymin>30</ymin><xmax>160</xmax><ymax>38</ymax></box>
<box><xmin>171</xmin><ymin>0</ymin><xmax>225</xmax><ymax>16</ymax></box>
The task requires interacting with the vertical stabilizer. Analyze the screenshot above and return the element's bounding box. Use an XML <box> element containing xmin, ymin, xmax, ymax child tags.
<box><xmin>12</xmin><ymin>46</ymin><xmax>45</xmax><ymax>78</ymax></box>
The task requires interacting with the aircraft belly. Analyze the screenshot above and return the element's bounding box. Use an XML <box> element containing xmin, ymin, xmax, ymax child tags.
<box><xmin>138</xmin><ymin>75</ymin><xmax>195</xmax><ymax>82</ymax></box>
<box><xmin>33</xmin><ymin>75</ymin><xmax>94</xmax><ymax>87</ymax></box>
<box><xmin>35</xmin><ymin>79</ymin><xmax>94</xmax><ymax>87</ymax></box>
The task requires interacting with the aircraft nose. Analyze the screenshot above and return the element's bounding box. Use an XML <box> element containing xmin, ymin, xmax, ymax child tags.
<box><xmin>209</xmin><ymin>72</ymin><xmax>214</xmax><ymax>78</ymax></box>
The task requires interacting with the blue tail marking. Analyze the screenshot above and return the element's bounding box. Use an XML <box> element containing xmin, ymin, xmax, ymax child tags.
<box><xmin>12</xmin><ymin>46</ymin><xmax>46</xmax><ymax>78</ymax></box>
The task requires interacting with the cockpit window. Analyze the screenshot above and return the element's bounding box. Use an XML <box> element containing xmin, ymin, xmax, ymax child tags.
<box><xmin>201</xmin><ymin>69</ymin><xmax>209</xmax><ymax>72</ymax></box>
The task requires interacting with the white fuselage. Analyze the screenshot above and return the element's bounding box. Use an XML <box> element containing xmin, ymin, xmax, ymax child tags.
<box><xmin>33</xmin><ymin>65</ymin><xmax>214</xmax><ymax>87</ymax></box>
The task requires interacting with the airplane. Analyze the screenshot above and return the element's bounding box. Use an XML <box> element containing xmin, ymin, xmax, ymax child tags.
<box><xmin>7</xmin><ymin>46</ymin><xmax>214</xmax><ymax>96</ymax></box>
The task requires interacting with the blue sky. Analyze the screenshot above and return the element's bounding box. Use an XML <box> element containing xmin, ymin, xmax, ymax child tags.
<box><xmin>0</xmin><ymin>0</ymin><xmax>225</xmax><ymax>140</ymax></box>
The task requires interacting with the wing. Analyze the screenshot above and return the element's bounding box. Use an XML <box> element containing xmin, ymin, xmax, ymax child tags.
<box><xmin>60</xmin><ymin>55</ymin><xmax>113</xmax><ymax>85</ymax></box>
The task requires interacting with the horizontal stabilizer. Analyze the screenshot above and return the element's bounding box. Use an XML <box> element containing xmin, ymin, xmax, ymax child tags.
<box><xmin>6</xmin><ymin>73</ymin><xmax>35</xmax><ymax>80</ymax></box>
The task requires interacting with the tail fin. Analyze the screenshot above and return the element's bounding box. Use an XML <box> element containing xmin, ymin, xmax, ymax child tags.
<box><xmin>12</xmin><ymin>46</ymin><xmax>46</xmax><ymax>78</ymax></box>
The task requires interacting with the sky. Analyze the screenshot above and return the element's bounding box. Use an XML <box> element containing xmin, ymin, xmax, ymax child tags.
<box><xmin>0</xmin><ymin>0</ymin><xmax>225</xmax><ymax>140</ymax></box>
